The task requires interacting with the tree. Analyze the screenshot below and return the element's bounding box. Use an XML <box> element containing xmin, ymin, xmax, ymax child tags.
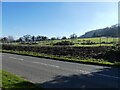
<box><xmin>1</xmin><ymin>37</ymin><xmax>8</xmax><ymax>43</ymax></box>
<box><xmin>51</xmin><ymin>37</ymin><xmax>56</xmax><ymax>40</ymax></box>
<box><xmin>62</xmin><ymin>36</ymin><xmax>67</xmax><ymax>39</ymax></box>
<box><xmin>70</xmin><ymin>33</ymin><xmax>77</xmax><ymax>39</ymax></box>
<box><xmin>31</xmin><ymin>36</ymin><xmax>36</xmax><ymax>42</ymax></box>
<box><xmin>23</xmin><ymin>35</ymin><xmax>31</xmax><ymax>42</ymax></box>
<box><xmin>17</xmin><ymin>37</ymin><xmax>23</xmax><ymax>42</ymax></box>
<box><xmin>36</xmin><ymin>35</ymin><xmax>41</xmax><ymax>41</ymax></box>
<box><xmin>36</xmin><ymin>35</ymin><xmax>48</xmax><ymax>41</ymax></box>
<box><xmin>41</xmin><ymin>36</ymin><xmax>48</xmax><ymax>41</ymax></box>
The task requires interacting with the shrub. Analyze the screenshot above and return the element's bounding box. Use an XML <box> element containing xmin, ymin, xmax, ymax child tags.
<box><xmin>53</xmin><ymin>41</ymin><xmax>74</xmax><ymax>46</ymax></box>
<box><xmin>31</xmin><ymin>42</ymin><xmax>38</xmax><ymax>45</ymax></box>
<box><xmin>81</xmin><ymin>40</ymin><xmax>96</xmax><ymax>45</ymax></box>
<box><xmin>19</xmin><ymin>42</ymin><xmax>38</xmax><ymax>45</ymax></box>
<box><xmin>101</xmin><ymin>42</ymin><xmax>106</xmax><ymax>44</ymax></box>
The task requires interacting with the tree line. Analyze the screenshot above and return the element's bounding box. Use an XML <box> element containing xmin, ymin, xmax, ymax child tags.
<box><xmin>0</xmin><ymin>33</ymin><xmax>78</xmax><ymax>43</ymax></box>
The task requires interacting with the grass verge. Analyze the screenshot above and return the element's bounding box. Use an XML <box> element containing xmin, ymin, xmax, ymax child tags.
<box><xmin>1</xmin><ymin>50</ymin><xmax>120</xmax><ymax>67</ymax></box>
<box><xmin>0</xmin><ymin>70</ymin><xmax>43</xmax><ymax>90</ymax></box>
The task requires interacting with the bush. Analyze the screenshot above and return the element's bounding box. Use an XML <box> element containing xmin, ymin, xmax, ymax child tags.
<box><xmin>19</xmin><ymin>42</ymin><xmax>38</xmax><ymax>45</ymax></box>
<box><xmin>53</xmin><ymin>41</ymin><xmax>74</xmax><ymax>46</ymax></box>
<box><xmin>81</xmin><ymin>40</ymin><xmax>96</xmax><ymax>45</ymax></box>
<box><xmin>101</xmin><ymin>42</ymin><xmax>106</xmax><ymax>44</ymax></box>
<box><xmin>31</xmin><ymin>42</ymin><xmax>38</xmax><ymax>45</ymax></box>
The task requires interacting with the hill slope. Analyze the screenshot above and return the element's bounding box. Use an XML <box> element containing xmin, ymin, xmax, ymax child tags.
<box><xmin>80</xmin><ymin>24</ymin><xmax>120</xmax><ymax>38</ymax></box>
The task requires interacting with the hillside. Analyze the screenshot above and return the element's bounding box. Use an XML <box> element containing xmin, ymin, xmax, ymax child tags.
<box><xmin>80</xmin><ymin>24</ymin><xmax>120</xmax><ymax>38</ymax></box>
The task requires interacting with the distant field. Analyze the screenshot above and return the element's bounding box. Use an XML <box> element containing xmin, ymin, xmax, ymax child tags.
<box><xmin>11</xmin><ymin>37</ymin><xmax>119</xmax><ymax>47</ymax></box>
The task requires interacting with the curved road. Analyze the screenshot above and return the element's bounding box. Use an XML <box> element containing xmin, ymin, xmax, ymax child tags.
<box><xmin>2</xmin><ymin>53</ymin><xmax>120</xmax><ymax>88</ymax></box>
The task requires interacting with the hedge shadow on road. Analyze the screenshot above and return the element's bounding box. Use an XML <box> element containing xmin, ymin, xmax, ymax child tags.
<box><xmin>37</xmin><ymin>67</ymin><xmax>120</xmax><ymax>89</ymax></box>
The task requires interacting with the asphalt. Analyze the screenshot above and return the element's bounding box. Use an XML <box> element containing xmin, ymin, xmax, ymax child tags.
<box><xmin>2</xmin><ymin>53</ymin><xmax>120</xmax><ymax>88</ymax></box>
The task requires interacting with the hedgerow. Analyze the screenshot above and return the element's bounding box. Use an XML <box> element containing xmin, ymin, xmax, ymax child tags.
<box><xmin>1</xmin><ymin>44</ymin><xmax>120</xmax><ymax>62</ymax></box>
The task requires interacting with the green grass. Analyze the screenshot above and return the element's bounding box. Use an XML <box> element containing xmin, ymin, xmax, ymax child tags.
<box><xmin>11</xmin><ymin>37</ymin><xmax>119</xmax><ymax>47</ymax></box>
<box><xmin>1</xmin><ymin>70</ymin><xmax>43</xmax><ymax>90</ymax></box>
<box><xmin>1</xmin><ymin>50</ymin><xmax>119</xmax><ymax>67</ymax></box>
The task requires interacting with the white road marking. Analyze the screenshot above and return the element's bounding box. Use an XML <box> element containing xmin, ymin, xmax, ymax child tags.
<box><xmin>32</xmin><ymin>61</ymin><xmax>60</xmax><ymax>68</ymax></box>
<box><xmin>9</xmin><ymin>57</ymin><xmax>17</xmax><ymax>60</ymax></box>
<box><xmin>8</xmin><ymin>56</ymin><xmax>119</xmax><ymax>80</ymax></box>
<box><xmin>9</xmin><ymin>57</ymin><xmax>24</xmax><ymax>61</ymax></box>
<box><xmin>76</xmin><ymin>70</ymin><xmax>91</xmax><ymax>74</ymax></box>
<box><xmin>32</xmin><ymin>61</ymin><xmax>120</xmax><ymax>79</ymax></box>
<box><xmin>18</xmin><ymin>58</ymin><xmax>24</xmax><ymax>61</ymax></box>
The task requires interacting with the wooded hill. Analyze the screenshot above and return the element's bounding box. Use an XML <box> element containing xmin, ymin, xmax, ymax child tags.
<box><xmin>80</xmin><ymin>24</ymin><xmax>120</xmax><ymax>38</ymax></box>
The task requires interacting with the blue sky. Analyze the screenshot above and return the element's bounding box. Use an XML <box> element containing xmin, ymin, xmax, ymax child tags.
<box><xmin>2</xmin><ymin>2</ymin><xmax>118</xmax><ymax>39</ymax></box>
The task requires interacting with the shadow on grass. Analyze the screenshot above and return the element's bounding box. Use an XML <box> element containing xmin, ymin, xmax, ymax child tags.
<box><xmin>36</xmin><ymin>67</ymin><xmax>120</xmax><ymax>89</ymax></box>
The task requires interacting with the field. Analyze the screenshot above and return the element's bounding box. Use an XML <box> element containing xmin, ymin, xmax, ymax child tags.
<box><xmin>0</xmin><ymin>70</ymin><xmax>42</xmax><ymax>90</ymax></box>
<box><xmin>11</xmin><ymin>37</ymin><xmax>119</xmax><ymax>47</ymax></box>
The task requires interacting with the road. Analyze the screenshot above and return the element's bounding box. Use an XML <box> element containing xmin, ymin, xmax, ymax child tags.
<box><xmin>2</xmin><ymin>53</ymin><xmax>120</xmax><ymax>88</ymax></box>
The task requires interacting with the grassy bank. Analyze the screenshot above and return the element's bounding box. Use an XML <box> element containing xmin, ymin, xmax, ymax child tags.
<box><xmin>1</xmin><ymin>50</ymin><xmax>120</xmax><ymax>67</ymax></box>
<box><xmin>1</xmin><ymin>70</ymin><xmax>42</xmax><ymax>90</ymax></box>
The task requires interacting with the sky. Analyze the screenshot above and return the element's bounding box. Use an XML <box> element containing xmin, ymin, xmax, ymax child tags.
<box><xmin>2</xmin><ymin>2</ymin><xmax>118</xmax><ymax>39</ymax></box>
